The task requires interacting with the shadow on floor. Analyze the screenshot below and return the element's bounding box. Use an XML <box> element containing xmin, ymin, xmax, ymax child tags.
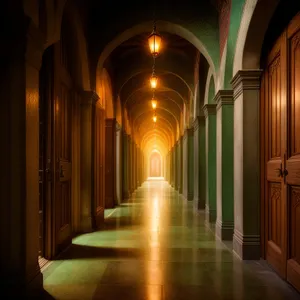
<box><xmin>56</xmin><ymin>244</ymin><xmax>144</xmax><ymax>260</ymax></box>
<box><xmin>39</xmin><ymin>289</ymin><xmax>56</xmax><ymax>299</ymax></box>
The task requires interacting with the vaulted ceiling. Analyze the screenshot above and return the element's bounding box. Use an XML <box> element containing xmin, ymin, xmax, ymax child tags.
<box><xmin>85</xmin><ymin>0</ymin><xmax>221</xmax><ymax>155</ymax></box>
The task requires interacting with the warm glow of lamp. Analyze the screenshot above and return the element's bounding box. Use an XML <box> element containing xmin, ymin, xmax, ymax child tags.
<box><xmin>148</xmin><ymin>30</ymin><xmax>162</xmax><ymax>57</ymax></box>
<box><xmin>150</xmin><ymin>74</ymin><xmax>158</xmax><ymax>89</ymax></box>
<box><xmin>153</xmin><ymin>113</ymin><xmax>157</xmax><ymax>123</ymax></box>
<box><xmin>151</xmin><ymin>98</ymin><xmax>157</xmax><ymax>109</ymax></box>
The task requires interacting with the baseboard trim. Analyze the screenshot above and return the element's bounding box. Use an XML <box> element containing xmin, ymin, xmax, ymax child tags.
<box><xmin>215</xmin><ymin>219</ymin><xmax>234</xmax><ymax>241</ymax></box>
<box><xmin>233</xmin><ymin>229</ymin><xmax>260</xmax><ymax>260</ymax></box>
<box><xmin>205</xmin><ymin>207</ymin><xmax>216</xmax><ymax>223</ymax></box>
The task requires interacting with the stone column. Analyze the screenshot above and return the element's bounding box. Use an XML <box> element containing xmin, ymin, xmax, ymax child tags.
<box><xmin>122</xmin><ymin>131</ymin><xmax>130</xmax><ymax>199</ymax></box>
<box><xmin>80</xmin><ymin>91</ymin><xmax>99</xmax><ymax>231</ymax></box>
<box><xmin>203</xmin><ymin>104</ymin><xmax>217</xmax><ymax>222</ymax></box>
<box><xmin>127</xmin><ymin>136</ymin><xmax>132</xmax><ymax>192</ymax></box>
<box><xmin>0</xmin><ymin>19</ymin><xmax>44</xmax><ymax>295</ymax></box>
<box><xmin>215</xmin><ymin>90</ymin><xmax>234</xmax><ymax>241</ymax></box>
<box><xmin>130</xmin><ymin>138</ymin><xmax>134</xmax><ymax>192</ymax></box>
<box><xmin>134</xmin><ymin>143</ymin><xmax>137</xmax><ymax>188</ymax></box>
<box><xmin>176</xmin><ymin>138</ymin><xmax>183</xmax><ymax>193</ymax></box>
<box><xmin>172</xmin><ymin>146</ymin><xmax>177</xmax><ymax>188</ymax></box>
<box><xmin>104</xmin><ymin>118</ymin><xmax>116</xmax><ymax>208</ymax></box>
<box><xmin>231</xmin><ymin>70</ymin><xmax>262</xmax><ymax>259</ymax></box>
<box><xmin>115</xmin><ymin>123</ymin><xmax>122</xmax><ymax>205</ymax></box>
<box><xmin>183</xmin><ymin>129</ymin><xmax>194</xmax><ymax>200</ymax></box>
<box><xmin>193</xmin><ymin>116</ymin><xmax>206</xmax><ymax>210</ymax></box>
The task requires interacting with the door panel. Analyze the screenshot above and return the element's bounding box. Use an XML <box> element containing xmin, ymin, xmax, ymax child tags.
<box><xmin>39</xmin><ymin>46</ymin><xmax>54</xmax><ymax>259</ymax></box>
<box><xmin>264</xmin><ymin>36</ymin><xmax>287</xmax><ymax>277</ymax></box>
<box><xmin>55</xmin><ymin>81</ymin><xmax>72</xmax><ymax>251</ymax></box>
<box><xmin>286</xmin><ymin>14</ymin><xmax>300</xmax><ymax>291</ymax></box>
<box><xmin>53</xmin><ymin>42</ymin><xmax>73</xmax><ymax>253</ymax></box>
<box><xmin>263</xmin><ymin>12</ymin><xmax>300</xmax><ymax>292</ymax></box>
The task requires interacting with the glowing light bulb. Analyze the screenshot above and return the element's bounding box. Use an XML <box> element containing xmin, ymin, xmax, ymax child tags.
<box><xmin>148</xmin><ymin>31</ymin><xmax>162</xmax><ymax>57</ymax></box>
<box><xmin>153</xmin><ymin>114</ymin><xmax>157</xmax><ymax>123</ymax></box>
<box><xmin>151</xmin><ymin>99</ymin><xmax>157</xmax><ymax>109</ymax></box>
<box><xmin>150</xmin><ymin>74</ymin><xmax>158</xmax><ymax>89</ymax></box>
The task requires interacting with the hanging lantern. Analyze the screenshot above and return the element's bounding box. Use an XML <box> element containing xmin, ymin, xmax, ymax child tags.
<box><xmin>151</xmin><ymin>98</ymin><xmax>157</xmax><ymax>109</ymax></box>
<box><xmin>150</xmin><ymin>74</ymin><xmax>158</xmax><ymax>89</ymax></box>
<box><xmin>153</xmin><ymin>111</ymin><xmax>157</xmax><ymax>123</ymax></box>
<box><xmin>148</xmin><ymin>27</ymin><xmax>162</xmax><ymax>57</ymax></box>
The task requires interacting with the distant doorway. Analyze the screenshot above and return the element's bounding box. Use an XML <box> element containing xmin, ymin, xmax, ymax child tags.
<box><xmin>150</xmin><ymin>152</ymin><xmax>162</xmax><ymax>177</ymax></box>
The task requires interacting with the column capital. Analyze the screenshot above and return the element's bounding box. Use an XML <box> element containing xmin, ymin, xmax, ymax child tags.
<box><xmin>116</xmin><ymin>122</ymin><xmax>122</xmax><ymax>132</ymax></box>
<box><xmin>105</xmin><ymin>118</ymin><xmax>116</xmax><ymax>127</ymax></box>
<box><xmin>214</xmin><ymin>90</ymin><xmax>234</xmax><ymax>111</ymax></box>
<box><xmin>183</xmin><ymin>128</ymin><xmax>194</xmax><ymax>140</ymax></box>
<box><xmin>202</xmin><ymin>104</ymin><xmax>216</xmax><ymax>118</ymax></box>
<box><xmin>231</xmin><ymin>70</ymin><xmax>262</xmax><ymax>100</ymax></box>
<box><xmin>81</xmin><ymin>91</ymin><xmax>100</xmax><ymax>105</ymax></box>
<box><xmin>193</xmin><ymin>116</ymin><xmax>205</xmax><ymax>131</ymax></box>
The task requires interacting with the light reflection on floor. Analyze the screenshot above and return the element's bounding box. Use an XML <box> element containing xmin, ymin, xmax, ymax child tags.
<box><xmin>42</xmin><ymin>181</ymin><xmax>300</xmax><ymax>300</ymax></box>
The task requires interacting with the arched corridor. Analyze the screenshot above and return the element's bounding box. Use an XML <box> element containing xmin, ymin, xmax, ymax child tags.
<box><xmin>1</xmin><ymin>0</ymin><xmax>300</xmax><ymax>298</ymax></box>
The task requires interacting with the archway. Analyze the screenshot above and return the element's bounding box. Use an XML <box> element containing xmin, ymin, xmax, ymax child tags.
<box><xmin>149</xmin><ymin>151</ymin><xmax>162</xmax><ymax>178</ymax></box>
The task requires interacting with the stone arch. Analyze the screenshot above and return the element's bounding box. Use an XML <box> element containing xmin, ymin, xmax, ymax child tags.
<box><xmin>204</xmin><ymin>68</ymin><xmax>215</xmax><ymax>105</ymax></box>
<box><xmin>115</xmin><ymin>96</ymin><xmax>122</xmax><ymax>125</ymax></box>
<box><xmin>233</xmin><ymin>0</ymin><xmax>280</xmax><ymax>74</ymax></box>
<box><xmin>97</xmin><ymin>68</ymin><xmax>114</xmax><ymax>118</ymax></box>
<box><xmin>96</xmin><ymin>21</ymin><xmax>218</xmax><ymax>91</ymax></box>
<box><xmin>222</xmin><ymin>0</ymin><xmax>246</xmax><ymax>89</ymax></box>
<box><xmin>42</xmin><ymin>0</ymin><xmax>91</xmax><ymax>90</ymax></box>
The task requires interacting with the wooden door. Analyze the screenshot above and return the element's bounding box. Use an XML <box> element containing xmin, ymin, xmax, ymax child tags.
<box><xmin>286</xmin><ymin>13</ymin><xmax>300</xmax><ymax>292</ymax></box>
<box><xmin>262</xmin><ymin>13</ymin><xmax>300</xmax><ymax>292</ymax></box>
<box><xmin>263</xmin><ymin>32</ymin><xmax>287</xmax><ymax>278</ymax></box>
<box><xmin>53</xmin><ymin>41</ymin><xmax>73</xmax><ymax>253</ymax></box>
<box><xmin>38</xmin><ymin>46</ymin><xmax>55</xmax><ymax>259</ymax></box>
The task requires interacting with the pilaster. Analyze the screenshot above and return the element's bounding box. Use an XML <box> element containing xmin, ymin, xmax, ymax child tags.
<box><xmin>105</xmin><ymin>118</ymin><xmax>116</xmax><ymax>208</ymax></box>
<box><xmin>183</xmin><ymin>128</ymin><xmax>194</xmax><ymax>201</ymax></box>
<box><xmin>193</xmin><ymin>116</ymin><xmax>206</xmax><ymax>210</ymax></box>
<box><xmin>203</xmin><ymin>103</ymin><xmax>217</xmax><ymax>223</ymax></box>
<box><xmin>231</xmin><ymin>70</ymin><xmax>262</xmax><ymax>259</ymax></box>
<box><xmin>122</xmin><ymin>131</ymin><xmax>130</xmax><ymax>199</ymax></box>
<box><xmin>214</xmin><ymin>90</ymin><xmax>234</xmax><ymax>241</ymax></box>
<box><xmin>115</xmin><ymin>122</ymin><xmax>122</xmax><ymax>205</ymax></box>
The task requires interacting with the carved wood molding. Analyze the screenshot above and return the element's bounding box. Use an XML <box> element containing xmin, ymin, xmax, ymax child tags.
<box><xmin>231</xmin><ymin>70</ymin><xmax>262</xmax><ymax>100</ymax></box>
<box><xmin>202</xmin><ymin>104</ymin><xmax>217</xmax><ymax>118</ymax></box>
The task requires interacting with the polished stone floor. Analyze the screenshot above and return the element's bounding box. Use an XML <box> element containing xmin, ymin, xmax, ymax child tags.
<box><xmin>43</xmin><ymin>180</ymin><xmax>300</xmax><ymax>299</ymax></box>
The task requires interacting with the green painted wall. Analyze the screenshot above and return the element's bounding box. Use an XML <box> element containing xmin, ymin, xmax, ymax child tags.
<box><xmin>188</xmin><ymin>133</ymin><xmax>194</xmax><ymax>199</ymax></box>
<box><xmin>206</xmin><ymin>77</ymin><xmax>217</xmax><ymax>222</ymax></box>
<box><xmin>221</xmin><ymin>105</ymin><xmax>234</xmax><ymax>222</ymax></box>
<box><xmin>224</xmin><ymin>0</ymin><xmax>246</xmax><ymax>88</ymax></box>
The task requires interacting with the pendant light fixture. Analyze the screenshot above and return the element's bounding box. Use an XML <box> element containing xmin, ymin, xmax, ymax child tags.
<box><xmin>151</xmin><ymin>97</ymin><xmax>157</xmax><ymax>109</ymax></box>
<box><xmin>150</xmin><ymin>58</ymin><xmax>158</xmax><ymax>90</ymax></box>
<box><xmin>148</xmin><ymin>23</ymin><xmax>162</xmax><ymax>57</ymax></box>
<box><xmin>153</xmin><ymin>112</ymin><xmax>157</xmax><ymax>123</ymax></box>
